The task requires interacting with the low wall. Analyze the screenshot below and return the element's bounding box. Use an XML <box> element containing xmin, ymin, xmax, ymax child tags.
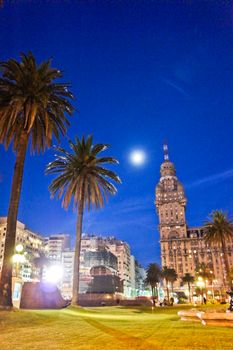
<box><xmin>78</xmin><ymin>294</ymin><xmax>151</xmax><ymax>307</ymax></box>
<box><xmin>178</xmin><ymin>309</ymin><xmax>233</xmax><ymax>327</ymax></box>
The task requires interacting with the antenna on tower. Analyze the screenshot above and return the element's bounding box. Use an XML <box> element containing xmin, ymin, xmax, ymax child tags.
<box><xmin>163</xmin><ymin>141</ymin><xmax>169</xmax><ymax>161</ymax></box>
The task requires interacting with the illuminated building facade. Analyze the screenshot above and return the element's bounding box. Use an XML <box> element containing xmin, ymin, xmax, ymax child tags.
<box><xmin>44</xmin><ymin>234</ymin><xmax>70</xmax><ymax>262</ymax></box>
<box><xmin>60</xmin><ymin>234</ymin><xmax>137</xmax><ymax>298</ymax></box>
<box><xmin>105</xmin><ymin>237</ymin><xmax>133</xmax><ymax>296</ymax></box>
<box><xmin>61</xmin><ymin>249</ymin><xmax>75</xmax><ymax>299</ymax></box>
<box><xmin>135</xmin><ymin>261</ymin><xmax>147</xmax><ymax>296</ymax></box>
<box><xmin>155</xmin><ymin>145</ymin><xmax>233</xmax><ymax>287</ymax></box>
<box><xmin>0</xmin><ymin>217</ymin><xmax>44</xmax><ymax>280</ymax></box>
<box><xmin>0</xmin><ymin>217</ymin><xmax>142</xmax><ymax>298</ymax></box>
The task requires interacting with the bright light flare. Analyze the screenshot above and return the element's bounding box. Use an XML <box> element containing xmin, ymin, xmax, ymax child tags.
<box><xmin>15</xmin><ymin>244</ymin><xmax>24</xmax><ymax>253</ymax></box>
<box><xmin>44</xmin><ymin>265</ymin><xmax>63</xmax><ymax>284</ymax></box>
<box><xmin>129</xmin><ymin>150</ymin><xmax>146</xmax><ymax>166</ymax></box>
<box><xmin>196</xmin><ymin>276</ymin><xmax>205</xmax><ymax>288</ymax></box>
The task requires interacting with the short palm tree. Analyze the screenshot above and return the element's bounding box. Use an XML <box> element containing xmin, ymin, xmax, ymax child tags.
<box><xmin>46</xmin><ymin>135</ymin><xmax>121</xmax><ymax>305</ymax></box>
<box><xmin>145</xmin><ymin>263</ymin><xmax>162</xmax><ymax>298</ymax></box>
<box><xmin>195</xmin><ymin>263</ymin><xmax>214</xmax><ymax>300</ymax></box>
<box><xmin>204</xmin><ymin>210</ymin><xmax>233</xmax><ymax>286</ymax></box>
<box><xmin>169</xmin><ymin>269</ymin><xmax>177</xmax><ymax>295</ymax></box>
<box><xmin>162</xmin><ymin>266</ymin><xmax>177</xmax><ymax>303</ymax></box>
<box><xmin>182</xmin><ymin>273</ymin><xmax>194</xmax><ymax>302</ymax></box>
<box><xmin>0</xmin><ymin>52</ymin><xmax>74</xmax><ymax>307</ymax></box>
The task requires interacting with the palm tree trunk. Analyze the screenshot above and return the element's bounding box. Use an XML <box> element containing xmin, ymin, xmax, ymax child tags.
<box><xmin>0</xmin><ymin>132</ymin><xmax>28</xmax><ymax>308</ymax></box>
<box><xmin>204</xmin><ymin>280</ymin><xmax>207</xmax><ymax>300</ymax></box>
<box><xmin>188</xmin><ymin>283</ymin><xmax>191</xmax><ymax>303</ymax></box>
<box><xmin>156</xmin><ymin>283</ymin><xmax>159</xmax><ymax>299</ymax></box>
<box><xmin>221</xmin><ymin>237</ymin><xmax>230</xmax><ymax>286</ymax></box>
<box><xmin>166</xmin><ymin>280</ymin><xmax>170</xmax><ymax>303</ymax></box>
<box><xmin>171</xmin><ymin>282</ymin><xmax>174</xmax><ymax>295</ymax></box>
<box><xmin>151</xmin><ymin>285</ymin><xmax>154</xmax><ymax>297</ymax></box>
<box><xmin>72</xmin><ymin>187</ymin><xmax>85</xmax><ymax>306</ymax></box>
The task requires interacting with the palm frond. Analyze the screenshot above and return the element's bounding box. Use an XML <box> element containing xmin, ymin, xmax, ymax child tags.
<box><xmin>46</xmin><ymin>135</ymin><xmax>121</xmax><ymax>210</ymax></box>
<box><xmin>0</xmin><ymin>52</ymin><xmax>74</xmax><ymax>152</ymax></box>
<box><xmin>204</xmin><ymin>210</ymin><xmax>233</xmax><ymax>245</ymax></box>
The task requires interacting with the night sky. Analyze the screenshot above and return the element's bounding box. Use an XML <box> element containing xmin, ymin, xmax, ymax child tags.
<box><xmin>1</xmin><ymin>1</ymin><xmax>233</xmax><ymax>267</ymax></box>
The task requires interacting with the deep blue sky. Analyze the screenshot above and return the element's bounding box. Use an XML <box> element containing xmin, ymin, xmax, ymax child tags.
<box><xmin>1</xmin><ymin>1</ymin><xmax>233</xmax><ymax>267</ymax></box>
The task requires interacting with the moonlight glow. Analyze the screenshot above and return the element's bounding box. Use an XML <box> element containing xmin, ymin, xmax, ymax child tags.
<box><xmin>129</xmin><ymin>150</ymin><xmax>146</xmax><ymax>166</ymax></box>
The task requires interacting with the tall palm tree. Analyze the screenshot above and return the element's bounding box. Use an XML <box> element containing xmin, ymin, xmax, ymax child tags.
<box><xmin>46</xmin><ymin>135</ymin><xmax>121</xmax><ymax>305</ymax></box>
<box><xmin>204</xmin><ymin>210</ymin><xmax>233</xmax><ymax>286</ymax></box>
<box><xmin>162</xmin><ymin>266</ymin><xmax>177</xmax><ymax>303</ymax></box>
<box><xmin>0</xmin><ymin>52</ymin><xmax>74</xmax><ymax>307</ymax></box>
<box><xmin>182</xmin><ymin>273</ymin><xmax>194</xmax><ymax>302</ymax></box>
<box><xmin>145</xmin><ymin>263</ymin><xmax>162</xmax><ymax>298</ymax></box>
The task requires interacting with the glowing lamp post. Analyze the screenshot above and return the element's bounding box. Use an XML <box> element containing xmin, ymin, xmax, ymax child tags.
<box><xmin>15</xmin><ymin>244</ymin><xmax>24</xmax><ymax>253</ymax></box>
<box><xmin>12</xmin><ymin>244</ymin><xmax>26</xmax><ymax>278</ymax></box>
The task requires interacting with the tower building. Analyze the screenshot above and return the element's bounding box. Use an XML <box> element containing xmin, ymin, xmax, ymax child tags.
<box><xmin>155</xmin><ymin>144</ymin><xmax>233</xmax><ymax>286</ymax></box>
<box><xmin>155</xmin><ymin>144</ymin><xmax>187</xmax><ymax>242</ymax></box>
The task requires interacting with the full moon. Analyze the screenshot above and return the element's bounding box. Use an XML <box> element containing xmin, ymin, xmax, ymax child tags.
<box><xmin>129</xmin><ymin>150</ymin><xmax>146</xmax><ymax>166</ymax></box>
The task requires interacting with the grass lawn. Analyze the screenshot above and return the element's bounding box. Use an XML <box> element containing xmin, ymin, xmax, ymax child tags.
<box><xmin>0</xmin><ymin>305</ymin><xmax>232</xmax><ymax>350</ymax></box>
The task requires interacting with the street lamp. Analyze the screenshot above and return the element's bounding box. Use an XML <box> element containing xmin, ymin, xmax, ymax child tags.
<box><xmin>12</xmin><ymin>244</ymin><xmax>26</xmax><ymax>277</ymax></box>
<box><xmin>15</xmin><ymin>244</ymin><xmax>24</xmax><ymax>253</ymax></box>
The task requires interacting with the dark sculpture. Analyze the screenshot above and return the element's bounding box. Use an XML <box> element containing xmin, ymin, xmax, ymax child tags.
<box><xmin>20</xmin><ymin>282</ymin><xmax>69</xmax><ymax>309</ymax></box>
<box><xmin>226</xmin><ymin>287</ymin><xmax>233</xmax><ymax>312</ymax></box>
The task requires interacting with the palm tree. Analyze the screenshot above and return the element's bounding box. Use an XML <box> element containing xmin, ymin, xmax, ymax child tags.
<box><xmin>0</xmin><ymin>52</ymin><xmax>74</xmax><ymax>307</ymax></box>
<box><xmin>162</xmin><ymin>266</ymin><xmax>177</xmax><ymax>303</ymax></box>
<box><xmin>169</xmin><ymin>270</ymin><xmax>177</xmax><ymax>296</ymax></box>
<box><xmin>46</xmin><ymin>135</ymin><xmax>121</xmax><ymax>305</ymax></box>
<box><xmin>145</xmin><ymin>263</ymin><xmax>162</xmax><ymax>298</ymax></box>
<box><xmin>195</xmin><ymin>262</ymin><xmax>214</xmax><ymax>299</ymax></box>
<box><xmin>182</xmin><ymin>273</ymin><xmax>194</xmax><ymax>303</ymax></box>
<box><xmin>196</xmin><ymin>262</ymin><xmax>214</xmax><ymax>282</ymax></box>
<box><xmin>204</xmin><ymin>210</ymin><xmax>233</xmax><ymax>286</ymax></box>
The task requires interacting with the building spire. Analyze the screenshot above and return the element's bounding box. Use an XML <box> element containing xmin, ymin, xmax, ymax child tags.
<box><xmin>163</xmin><ymin>142</ymin><xmax>169</xmax><ymax>161</ymax></box>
